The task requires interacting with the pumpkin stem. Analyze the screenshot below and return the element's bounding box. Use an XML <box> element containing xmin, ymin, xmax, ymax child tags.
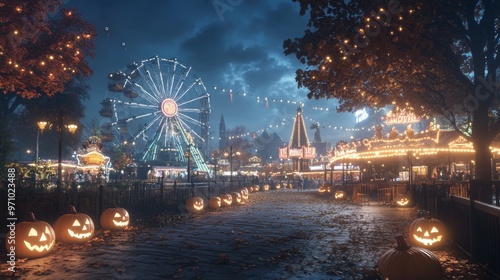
<box><xmin>395</xmin><ymin>235</ymin><xmax>411</xmax><ymax>250</ymax></box>
<box><xmin>27</xmin><ymin>212</ymin><xmax>37</xmax><ymax>222</ymax></box>
<box><xmin>426</xmin><ymin>211</ymin><xmax>432</xmax><ymax>219</ymax></box>
<box><xmin>68</xmin><ymin>205</ymin><xmax>78</xmax><ymax>214</ymax></box>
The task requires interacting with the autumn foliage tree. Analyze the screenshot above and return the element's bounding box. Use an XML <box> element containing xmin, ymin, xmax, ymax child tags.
<box><xmin>0</xmin><ymin>0</ymin><xmax>95</xmax><ymax>115</ymax></box>
<box><xmin>284</xmin><ymin>0</ymin><xmax>499</xmax><ymax>180</ymax></box>
<box><xmin>0</xmin><ymin>1</ymin><xmax>95</xmax><ymax>168</ymax></box>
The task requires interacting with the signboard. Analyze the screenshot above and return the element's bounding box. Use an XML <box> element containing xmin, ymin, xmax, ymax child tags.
<box><xmin>385</xmin><ymin>109</ymin><xmax>421</xmax><ymax>125</ymax></box>
<box><xmin>355</xmin><ymin>108</ymin><xmax>369</xmax><ymax>123</ymax></box>
<box><xmin>279</xmin><ymin>147</ymin><xmax>289</xmax><ymax>159</ymax></box>
<box><xmin>303</xmin><ymin>146</ymin><xmax>316</xmax><ymax>159</ymax></box>
<box><xmin>288</xmin><ymin>148</ymin><xmax>303</xmax><ymax>158</ymax></box>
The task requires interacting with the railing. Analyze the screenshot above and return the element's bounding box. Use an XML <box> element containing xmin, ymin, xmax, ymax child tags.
<box><xmin>0</xmin><ymin>178</ymin><xmax>253</xmax><ymax>230</ymax></box>
<box><xmin>413</xmin><ymin>180</ymin><xmax>500</xmax><ymax>277</ymax></box>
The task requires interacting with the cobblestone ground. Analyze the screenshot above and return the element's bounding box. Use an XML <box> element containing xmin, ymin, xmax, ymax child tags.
<box><xmin>1</xmin><ymin>189</ymin><xmax>497</xmax><ymax>279</ymax></box>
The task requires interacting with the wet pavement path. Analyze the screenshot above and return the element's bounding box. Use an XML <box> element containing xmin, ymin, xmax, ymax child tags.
<box><xmin>0</xmin><ymin>189</ymin><xmax>492</xmax><ymax>279</ymax></box>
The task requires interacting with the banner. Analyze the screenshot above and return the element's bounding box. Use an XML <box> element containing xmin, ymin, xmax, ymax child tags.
<box><xmin>288</xmin><ymin>148</ymin><xmax>303</xmax><ymax>158</ymax></box>
<box><xmin>279</xmin><ymin>147</ymin><xmax>289</xmax><ymax>159</ymax></box>
<box><xmin>303</xmin><ymin>146</ymin><xmax>316</xmax><ymax>159</ymax></box>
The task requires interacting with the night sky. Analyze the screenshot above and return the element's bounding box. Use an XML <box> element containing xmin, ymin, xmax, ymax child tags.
<box><xmin>65</xmin><ymin>0</ymin><xmax>357</xmax><ymax>150</ymax></box>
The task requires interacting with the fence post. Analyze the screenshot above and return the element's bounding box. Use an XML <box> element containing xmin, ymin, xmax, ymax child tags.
<box><xmin>469</xmin><ymin>180</ymin><xmax>479</xmax><ymax>261</ymax></box>
<box><xmin>99</xmin><ymin>185</ymin><xmax>104</xmax><ymax>215</ymax></box>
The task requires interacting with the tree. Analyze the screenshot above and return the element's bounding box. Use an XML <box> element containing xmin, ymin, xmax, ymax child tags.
<box><xmin>0</xmin><ymin>1</ymin><xmax>95</xmax><ymax>104</ymax></box>
<box><xmin>226</xmin><ymin>126</ymin><xmax>254</xmax><ymax>167</ymax></box>
<box><xmin>13</xmin><ymin>77</ymin><xmax>89</xmax><ymax>160</ymax></box>
<box><xmin>254</xmin><ymin>130</ymin><xmax>283</xmax><ymax>164</ymax></box>
<box><xmin>284</xmin><ymin>0</ymin><xmax>499</xmax><ymax>180</ymax></box>
<box><xmin>0</xmin><ymin>1</ymin><xmax>95</xmax><ymax>165</ymax></box>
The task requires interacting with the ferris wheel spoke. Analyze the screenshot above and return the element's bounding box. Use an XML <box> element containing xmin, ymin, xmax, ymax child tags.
<box><xmin>178</xmin><ymin>112</ymin><xmax>204</xmax><ymax>127</ymax></box>
<box><xmin>176</xmin><ymin>94</ymin><xmax>208</xmax><ymax>107</ymax></box>
<box><xmin>129</xmin><ymin>82</ymin><xmax>160</xmax><ymax>104</ymax></box>
<box><xmin>132</xmin><ymin>113</ymin><xmax>163</xmax><ymax>141</ymax></box>
<box><xmin>174</xmin><ymin>78</ymin><xmax>198</xmax><ymax>103</ymax></box>
<box><xmin>172</xmin><ymin>67</ymin><xmax>191</xmax><ymax>100</ymax></box>
<box><xmin>155</xmin><ymin>57</ymin><xmax>167</xmax><ymax>98</ymax></box>
<box><xmin>177</xmin><ymin>116</ymin><xmax>204</xmax><ymax>141</ymax></box>
<box><xmin>178</xmin><ymin>108</ymin><xmax>202</xmax><ymax>114</ymax></box>
<box><xmin>142</xmin><ymin>118</ymin><xmax>166</xmax><ymax>161</ymax></box>
<box><xmin>113</xmin><ymin>99</ymin><xmax>158</xmax><ymax>109</ymax></box>
<box><xmin>144</xmin><ymin>69</ymin><xmax>163</xmax><ymax>100</ymax></box>
<box><xmin>120</xmin><ymin>111</ymin><xmax>159</xmax><ymax>123</ymax></box>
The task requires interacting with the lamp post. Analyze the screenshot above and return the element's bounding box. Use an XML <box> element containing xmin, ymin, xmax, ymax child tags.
<box><xmin>36</xmin><ymin>121</ymin><xmax>49</xmax><ymax>162</ymax></box>
<box><xmin>229</xmin><ymin>145</ymin><xmax>233</xmax><ymax>185</ymax></box>
<box><xmin>184</xmin><ymin>144</ymin><xmax>192</xmax><ymax>184</ymax></box>
<box><xmin>38</xmin><ymin>112</ymin><xmax>78</xmax><ymax>193</ymax></box>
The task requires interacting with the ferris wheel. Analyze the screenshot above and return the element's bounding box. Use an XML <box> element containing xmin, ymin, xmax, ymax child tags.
<box><xmin>99</xmin><ymin>56</ymin><xmax>211</xmax><ymax>174</ymax></box>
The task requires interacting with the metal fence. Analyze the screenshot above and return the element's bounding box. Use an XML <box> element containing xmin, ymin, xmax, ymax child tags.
<box><xmin>0</xmin><ymin>178</ymin><xmax>254</xmax><ymax>230</ymax></box>
<box><xmin>413</xmin><ymin>180</ymin><xmax>500</xmax><ymax>277</ymax></box>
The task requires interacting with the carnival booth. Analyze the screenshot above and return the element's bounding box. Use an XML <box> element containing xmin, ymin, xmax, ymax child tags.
<box><xmin>74</xmin><ymin>136</ymin><xmax>112</xmax><ymax>183</ymax></box>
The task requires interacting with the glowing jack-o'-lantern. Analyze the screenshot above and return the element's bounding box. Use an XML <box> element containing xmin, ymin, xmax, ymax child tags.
<box><xmin>253</xmin><ymin>185</ymin><xmax>260</xmax><ymax>192</ymax></box>
<box><xmin>208</xmin><ymin>197</ymin><xmax>222</xmax><ymax>210</ymax></box>
<box><xmin>219</xmin><ymin>193</ymin><xmax>233</xmax><ymax>207</ymax></box>
<box><xmin>288</xmin><ymin>183</ymin><xmax>293</xmax><ymax>189</ymax></box>
<box><xmin>54</xmin><ymin>205</ymin><xmax>94</xmax><ymax>243</ymax></box>
<box><xmin>100</xmin><ymin>207</ymin><xmax>130</xmax><ymax>231</ymax></box>
<box><xmin>395</xmin><ymin>194</ymin><xmax>411</xmax><ymax>207</ymax></box>
<box><xmin>240</xmin><ymin>188</ymin><xmax>249</xmax><ymax>201</ymax></box>
<box><xmin>275</xmin><ymin>183</ymin><xmax>281</xmax><ymax>190</ymax></box>
<box><xmin>262</xmin><ymin>184</ymin><xmax>270</xmax><ymax>191</ymax></box>
<box><xmin>378</xmin><ymin>235</ymin><xmax>443</xmax><ymax>280</ymax></box>
<box><xmin>317</xmin><ymin>185</ymin><xmax>328</xmax><ymax>193</ymax></box>
<box><xmin>231</xmin><ymin>192</ymin><xmax>242</xmax><ymax>205</ymax></box>
<box><xmin>186</xmin><ymin>197</ymin><xmax>204</xmax><ymax>213</ymax></box>
<box><xmin>5</xmin><ymin>212</ymin><xmax>55</xmax><ymax>258</ymax></box>
<box><xmin>334</xmin><ymin>190</ymin><xmax>346</xmax><ymax>200</ymax></box>
<box><xmin>409</xmin><ymin>212</ymin><xmax>447</xmax><ymax>249</ymax></box>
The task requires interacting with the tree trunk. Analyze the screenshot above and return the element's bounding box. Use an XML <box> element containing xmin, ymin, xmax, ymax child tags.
<box><xmin>473</xmin><ymin>128</ymin><xmax>493</xmax><ymax>181</ymax></box>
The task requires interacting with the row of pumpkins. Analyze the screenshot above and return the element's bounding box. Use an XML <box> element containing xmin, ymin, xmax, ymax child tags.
<box><xmin>318</xmin><ymin>184</ymin><xmax>412</xmax><ymax>207</ymax></box>
<box><xmin>6</xmin><ymin>205</ymin><xmax>129</xmax><ymax>259</ymax></box>
<box><xmin>185</xmin><ymin>184</ymin><xmax>268</xmax><ymax>213</ymax></box>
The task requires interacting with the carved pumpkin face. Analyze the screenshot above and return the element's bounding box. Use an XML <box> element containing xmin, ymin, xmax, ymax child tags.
<box><xmin>54</xmin><ymin>206</ymin><xmax>94</xmax><ymax>243</ymax></box>
<box><xmin>334</xmin><ymin>191</ymin><xmax>346</xmax><ymax>200</ymax></box>
<box><xmin>275</xmin><ymin>183</ymin><xmax>281</xmax><ymax>190</ymax></box>
<box><xmin>253</xmin><ymin>185</ymin><xmax>260</xmax><ymax>192</ymax></box>
<box><xmin>100</xmin><ymin>207</ymin><xmax>130</xmax><ymax>231</ymax></box>
<box><xmin>186</xmin><ymin>197</ymin><xmax>204</xmax><ymax>213</ymax></box>
<box><xmin>395</xmin><ymin>194</ymin><xmax>410</xmax><ymax>207</ymax></box>
<box><xmin>220</xmin><ymin>193</ymin><xmax>233</xmax><ymax>206</ymax></box>
<box><xmin>318</xmin><ymin>185</ymin><xmax>327</xmax><ymax>193</ymax></box>
<box><xmin>240</xmin><ymin>189</ymin><xmax>249</xmax><ymax>201</ymax></box>
<box><xmin>231</xmin><ymin>192</ymin><xmax>242</xmax><ymax>205</ymax></box>
<box><xmin>7</xmin><ymin>213</ymin><xmax>55</xmax><ymax>258</ymax></box>
<box><xmin>262</xmin><ymin>184</ymin><xmax>270</xmax><ymax>191</ymax></box>
<box><xmin>208</xmin><ymin>197</ymin><xmax>221</xmax><ymax>210</ymax></box>
<box><xmin>409</xmin><ymin>214</ymin><xmax>446</xmax><ymax>249</ymax></box>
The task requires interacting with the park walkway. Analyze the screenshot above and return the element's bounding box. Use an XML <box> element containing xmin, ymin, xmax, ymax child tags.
<box><xmin>1</xmin><ymin>189</ymin><xmax>496</xmax><ymax>279</ymax></box>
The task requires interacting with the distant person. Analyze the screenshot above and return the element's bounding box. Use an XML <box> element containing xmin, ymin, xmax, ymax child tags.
<box><xmin>304</xmin><ymin>177</ymin><xmax>310</xmax><ymax>190</ymax></box>
<box><xmin>404</xmin><ymin>124</ymin><xmax>415</xmax><ymax>139</ymax></box>
<box><xmin>389</xmin><ymin>126</ymin><xmax>399</xmax><ymax>139</ymax></box>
